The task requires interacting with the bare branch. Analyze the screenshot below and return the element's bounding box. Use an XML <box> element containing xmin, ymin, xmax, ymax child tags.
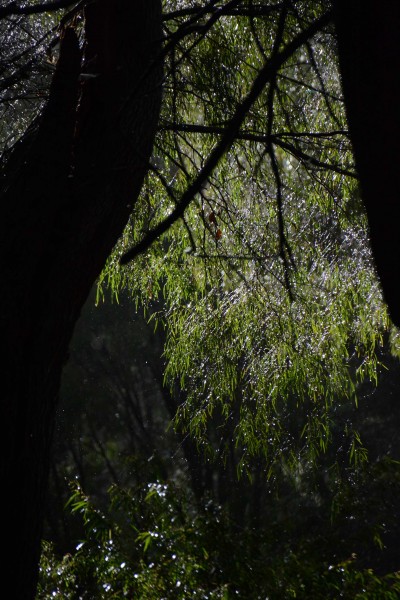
<box><xmin>0</xmin><ymin>0</ymin><xmax>80</xmax><ymax>19</ymax></box>
<box><xmin>265</xmin><ymin>1</ymin><xmax>294</xmax><ymax>298</ymax></box>
<box><xmin>163</xmin><ymin>1</ymin><xmax>285</xmax><ymax>22</ymax></box>
<box><xmin>162</xmin><ymin>122</ymin><xmax>348</xmax><ymax>140</ymax></box>
<box><xmin>160</xmin><ymin>123</ymin><xmax>355</xmax><ymax>178</ymax></box>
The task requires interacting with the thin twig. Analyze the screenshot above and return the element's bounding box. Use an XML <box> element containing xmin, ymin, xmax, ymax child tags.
<box><xmin>0</xmin><ymin>0</ymin><xmax>79</xmax><ymax>19</ymax></box>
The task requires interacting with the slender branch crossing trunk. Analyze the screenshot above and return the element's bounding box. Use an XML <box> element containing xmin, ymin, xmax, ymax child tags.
<box><xmin>0</xmin><ymin>1</ymin><xmax>163</xmax><ymax>597</ymax></box>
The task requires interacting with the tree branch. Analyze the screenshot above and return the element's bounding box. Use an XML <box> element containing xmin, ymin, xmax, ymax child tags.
<box><xmin>0</xmin><ymin>0</ymin><xmax>80</xmax><ymax>18</ymax></box>
<box><xmin>120</xmin><ymin>10</ymin><xmax>332</xmax><ymax>265</ymax></box>
<box><xmin>265</xmin><ymin>1</ymin><xmax>294</xmax><ymax>297</ymax></box>
<box><xmin>161</xmin><ymin>122</ymin><xmax>348</xmax><ymax>139</ymax></box>
<box><xmin>160</xmin><ymin>122</ymin><xmax>355</xmax><ymax>178</ymax></box>
<box><xmin>163</xmin><ymin>2</ymin><xmax>285</xmax><ymax>21</ymax></box>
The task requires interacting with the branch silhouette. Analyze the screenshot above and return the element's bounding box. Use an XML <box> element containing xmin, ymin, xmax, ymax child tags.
<box><xmin>120</xmin><ymin>10</ymin><xmax>332</xmax><ymax>265</ymax></box>
<box><xmin>0</xmin><ymin>0</ymin><xmax>79</xmax><ymax>18</ymax></box>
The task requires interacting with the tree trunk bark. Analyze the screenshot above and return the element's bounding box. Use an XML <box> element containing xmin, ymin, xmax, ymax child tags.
<box><xmin>333</xmin><ymin>1</ymin><xmax>400</xmax><ymax>326</ymax></box>
<box><xmin>0</xmin><ymin>1</ymin><xmax>163</xmax><ymax>597</ymax></box>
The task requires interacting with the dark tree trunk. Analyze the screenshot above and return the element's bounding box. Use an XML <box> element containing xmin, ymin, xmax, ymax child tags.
<box><xmin>333</xmin><ymin>1</ymin><xmax>400</xmax><ymax>326</ymax></box>
<box><xmin>0</xmin><ymin>1</ymin><xmax>163</xmax><ymax>597</ymax></box>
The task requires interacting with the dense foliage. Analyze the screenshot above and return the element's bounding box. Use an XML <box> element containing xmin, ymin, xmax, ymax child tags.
<box><xmin>98</xmin><ymin>0</ymin><xmax>394</xmax><ymax>471</ymax></box>
<box><xmin>39</xmin><ymin>465</ymin><xmax>400</xmax><ymax>599</ymax></box>
<box><xmin>2</xmin><ymin>1</ymin><xmax>400</xmax><ymax>598</ymax></box>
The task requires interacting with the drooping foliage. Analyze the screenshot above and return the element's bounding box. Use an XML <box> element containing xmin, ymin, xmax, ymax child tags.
<box><xmin>99</xmin><ymin>0</ymin><xmax>395</xmax><ymax>471</ymax></box>
<box><xmin>2</xmin><ymin>2</ymin><xmax>400</xmax><ymax>597</ymax></box>
<box><xmin>1</xmin><ymin>0</ymin><xmax>393</xmax><ymax>475</ymax></box>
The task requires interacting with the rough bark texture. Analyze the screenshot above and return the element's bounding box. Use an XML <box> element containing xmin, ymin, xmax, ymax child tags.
<box><xmin>333</xmin><ymin>1</ymin><xmax>400</xmax><ymax>326</ymax></box>
<box><xmin>0</xmin><ymin>1</ymin><xmax>163</xmax><ymax>597</ymax></box>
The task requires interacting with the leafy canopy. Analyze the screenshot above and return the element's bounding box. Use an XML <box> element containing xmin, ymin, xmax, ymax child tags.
<box><xmin>97</xmin><ymin>0</ymin><xmax>395</xmax><ymax>472</ymax></box>
<box><xmin>2</xmin><ymin>0</ymin><xmax>392</xmax><ymax>473</ymax></box>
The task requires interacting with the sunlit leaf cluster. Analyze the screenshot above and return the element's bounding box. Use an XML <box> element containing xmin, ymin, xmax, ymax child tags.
<box><xmin>100</xmin><ymin>0</ymin><xmax>394</xmax><ymax>470</ymax></box>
